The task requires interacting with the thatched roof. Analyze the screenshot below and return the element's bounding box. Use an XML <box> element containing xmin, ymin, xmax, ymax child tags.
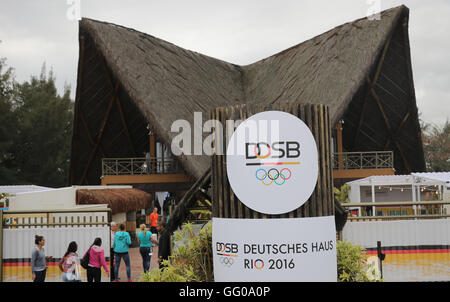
<box><xmin>242</xmin><ymin>7</ymin><xmax>401</xmax><ymax>126</ymax></box>
<box><xmin>70</xmin><ymin>5</ymin><xmax>425</xmax><ymax>185</ymax></box>
<box><xmin>76</xmin><ymin>188</ymin><xmax>152</xmax><ymax>214</ymax></box>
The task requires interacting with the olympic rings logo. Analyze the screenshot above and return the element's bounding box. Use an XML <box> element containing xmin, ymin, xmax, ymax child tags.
<box><xmin>255</xmin><ymin>168</ymin><xmax>292</xmax><ymax>185</ymax></box>
<box><xmin>220</xmin><ymin>257</ymin><xmax>235</xmax><ymax>267</ymax></box>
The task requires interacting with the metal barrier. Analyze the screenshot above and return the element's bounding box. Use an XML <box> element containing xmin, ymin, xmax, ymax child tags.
<box><xmin>341</xmin><ymin>200</ymin><xmax>450</xmax><ymax>281</ymax></box>
<box><xmin>0</xmin><ymin>208</ymin><xmax>111</xmax><ymax>282</ymax></box>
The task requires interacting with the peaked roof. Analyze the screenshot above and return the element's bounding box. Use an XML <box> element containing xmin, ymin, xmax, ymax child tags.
<box><xmin>72</xmin><ymin>5</ymin><xmax>422</xmax><ymax>182</ymax></box>
<box><xmin>242</xmin><ymin>6</ymin><xmax>403</xmax><ymax>126</ymax></box>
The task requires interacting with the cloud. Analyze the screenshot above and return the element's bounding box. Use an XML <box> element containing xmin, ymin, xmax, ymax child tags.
<box><xmin>0</xmin><ymin>0</ymin><xmax>448</xmax><ymax>126</ymax></box>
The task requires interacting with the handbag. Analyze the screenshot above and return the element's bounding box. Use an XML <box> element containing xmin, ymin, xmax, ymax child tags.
<box><xmin>80</xmin><ymin>246</ymin><xmax>92</xmax><ymax>269</ymax></box>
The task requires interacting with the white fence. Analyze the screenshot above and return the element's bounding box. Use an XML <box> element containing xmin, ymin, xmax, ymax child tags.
<box><xmin>1</xmin><ymin>209</ymin><xmax>111</xmax><ymax>282</ymax></box>
<box><xmin>342</xmin><ymin>219</ymin><xmax>450</xmax><ymax>281</ymax></box>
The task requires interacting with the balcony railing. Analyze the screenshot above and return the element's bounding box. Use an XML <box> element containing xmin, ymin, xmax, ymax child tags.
<box><xmin>333</xmin><ymin>151</ymin><xmax>394</xmax><ymax>170</ymax></box>
<box><xmin>101</xmin><ymin>157</ymin><xmax>183</xmax><ymax>176</ymax></box>
<box><xmin>341</xmin><ymin>200</ymin><xmax>450</xmax><ymax>221</ymax></box>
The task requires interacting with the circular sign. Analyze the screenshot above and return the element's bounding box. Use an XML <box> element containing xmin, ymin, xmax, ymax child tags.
<box><xmin>226</xmin><ymin>111</ymin><xmax>318</xmax><ymax>214</ymax></box>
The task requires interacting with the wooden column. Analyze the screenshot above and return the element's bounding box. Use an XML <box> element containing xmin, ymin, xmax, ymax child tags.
<box><xmin>125</xmin><ymin>211</ymin><xmax>137</xmax><ymax>247</ymax></box>
<box><xmin>210</xmin><ymin>103</ymin><xmax>334</xmax><ymax>219</ymax></box>
<box><xmin>336</xmin><ymin>121</ymin><xmax>344</xmax><ymax>170</ymax></box>
<box><xmin>149</xmin><ymin>129</ymin><xmax>156</xmax><ymax>172</ymax></box>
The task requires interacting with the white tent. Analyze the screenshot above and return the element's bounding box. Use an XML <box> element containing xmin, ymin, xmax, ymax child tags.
<box><xmin>346</xmin><ymin>173</ymin><xmax>448</xmax><ymax>216</ymax></box>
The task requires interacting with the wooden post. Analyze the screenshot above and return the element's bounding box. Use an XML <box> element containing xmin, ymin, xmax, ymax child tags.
<box><xmin>126</xmin><ymin>211</ymin><xmax>137</xmax><ymax>247</ymax></box>
<box><xmin>336</xmin><ymin>121</ymin><xmax>344</xmax><ymax>170</ymax></box>
<box><xmin>149</xmin><ymin>130</ymin><xmax>156</xmax><ymax>173</ymax></box>
<box><xmin>211</xmin><ymin>103</ymin><xmax>334</xmax><ymax>219</ymax></box>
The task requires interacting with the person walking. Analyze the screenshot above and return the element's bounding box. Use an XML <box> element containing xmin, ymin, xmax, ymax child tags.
<box><xmin>113</xmin><ymin>224</ymin><xmax>132</xmax><ymax>282</ymax></box>
<box><xmin>110</xmin><ymin>221</ymin><xmax>117</xmax><ymax>281</ymax></box>
<box><xmin>59</xmin><ymin>241</ymin><xmax>81</xmax><ymax>282</ymax></box>
<box><xmin>84</xmin><ymin>238</ymin><xmax>109</xmax><ymax>282</ymax></box>
<box><xmin>157</xmin><ymin>220</ymin><xmax>171</xmax><ymax>270</ymax></box>
<box><xmin>144</xmin><ymin>151</ymin><xmax>152</xmax><ymax>174</ymax></box>
<box><xmin>149</xmin><ymin>207</ymin><xmax>159</xmax><ymax>235</ymax></box>
<box><xmin>137</xmin><ymin>224</ymin><xmax>158</xmax><ymax>273</ymax></box>
<box><xmin>31</xmin><ymin>235</ymin><xmax>52</xmax><ymax>282</ymax></box>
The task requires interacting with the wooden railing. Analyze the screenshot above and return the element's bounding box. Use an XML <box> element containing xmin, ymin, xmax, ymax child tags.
<box><xmin>101</xmin><ymin>157</ymin><xmax>182</xmax><ymax>176</ymax></box>
<box><xmin>333</xmin><ymin>151</ymin><xmax>393</xmax><ymax>170</ymax></box>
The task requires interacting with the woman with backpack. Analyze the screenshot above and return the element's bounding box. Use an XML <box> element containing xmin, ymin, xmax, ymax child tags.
<box><xmin>83</xmin><ymin>237</ymin><xmax>110</xmax><ymax>282</ymax></box>
<box><xmin>113</xmin><ymin>224</ymin><xmax>132</xmax><ymax>282</ymax></box>
<box><xmin>59</xmin><ymin>241</ymin><xmax>81</xmax><ymax>282</ymax></box>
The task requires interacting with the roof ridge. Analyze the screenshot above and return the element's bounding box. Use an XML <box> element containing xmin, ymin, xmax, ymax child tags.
<box><xmin>80</xmin><ymin>18</ymin><xmax>243</xmax><ymax>71</ymax></box>
<box><xmin>242</xmin><ymin>5</ymin><xmax>407</xmax><ymax>67</ymax></box>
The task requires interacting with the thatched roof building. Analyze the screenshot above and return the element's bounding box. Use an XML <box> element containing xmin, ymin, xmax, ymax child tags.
<box><xmin>69</xmin><ymin>5</ymin><xmax>425</xmax><ymax>185</ymax></box>
<box><xmin>76</xmin><ymin>188</ymin><xmax>152</xmax><ymax>214</ymax></box>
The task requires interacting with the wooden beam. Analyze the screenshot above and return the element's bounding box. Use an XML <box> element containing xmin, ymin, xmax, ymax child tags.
<box><xmin>149</xmin><ymin>130</ymin><xmax>156</xmax><ymax>171</ymax></box>
<box><xmin>383</xmin><ymin>110</ymin><xmax>410</xmax><ymax>150</ymax></box>
<box><xmin>79</xmin><ymin>110</ymin><xmax>106</xmax><ymax>158</ymax></box>
<box><xmin>101</xmin><ymin>57</ymin><xmax>137</xmax><ymax>156</ymax></box>
<box><xmin>333</xmin><ymin>168</ymin><xmax>395</xmax><ymax>179</ymax></box>
<box><xmin>101</xmin><ymin>173</ymin><xmax>194</xmax><ymax>185</ymax></box>
<box><xmin>165</xmin><ymin>169</ymin><xmax>211</xmax><ymax>234</ymax></box>
<box><xmin>353</xmin><ymin>33</ymin><xmax>394</xmax><ymax>149</ymax></box>
<box><xmin>79</xmin><ymin>81</ymin><xmax>119</xmax><ymax>185</ymax></box>
<box><xmin>366</xmin><ymin>77</ymin><xmax>412</xmax><ymax>173</ymax></box>
<box><xmin>115</xmin><ymin>96</ymin><xmax>136</xmax><ymax>156</ymax></box>
<box><xmin>336</xmin><ymin>121</ymin><xmax>344</xmax><ymax>170</ymax></box>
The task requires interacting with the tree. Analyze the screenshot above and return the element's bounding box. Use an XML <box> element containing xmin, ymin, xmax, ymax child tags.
<box><xmin>10</xmin><ymin>65</ymin><xmax>74</xmax><ymax>187</ymax></box>
<box><xmin>334</xmin><ymin>184</ymin><xmax>350</xmax><ymax>203</ymax></box>
<box><xmin>0</xmin><ymin>57</ymin><xmax>19</xmax><ymax>184</ymax></box>
<box><xmin>421</xmin><ymin>120</ymin><xmax>450</xmax><ymax>172</ymax></box>
<box><xmin>0</xmin><ymin>60</ymin><xmax>74</xmax><ymax>187</ymax></box>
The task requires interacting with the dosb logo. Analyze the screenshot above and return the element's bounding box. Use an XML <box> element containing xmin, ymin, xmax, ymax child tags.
<box><xmin>227</xmin><ymin>111</ymin><xmax>318</xmax><ymax>215</ymax></box>
<box><xmin>216</xmin><ymin>242</ymin><xmax>239</xmax><ymax>254</ymax></box>
<box><xmin>216</xmin><ymin>242</ymin><xmax>239</xmax><ymax>268</ymax></box>
<box><xmin>245</xmin><ymin>142</ymin><xmax>300</xmax><ymax>159</ymax></box>
<box><xmin>246</xmin><ymin>142</ymin><xmax>300</xmax><ymax>186</ymax></box>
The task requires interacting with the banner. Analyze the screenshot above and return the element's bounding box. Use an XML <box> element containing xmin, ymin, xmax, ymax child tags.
<box><xmin>212</xmin><ymin>216</ymin><xmax>337</xmax><ymax>282</ymax></box>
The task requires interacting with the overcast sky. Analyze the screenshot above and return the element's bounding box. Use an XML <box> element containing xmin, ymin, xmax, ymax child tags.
<box><xmin>0</xmin><ymin>0</ymin><xmax>448</xmax><ymax>126</ymax></box>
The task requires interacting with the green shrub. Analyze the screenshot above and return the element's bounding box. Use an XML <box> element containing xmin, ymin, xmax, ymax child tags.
<box><xmin>140</xmin><ymin>222</ymin><xmax>213</xmax><ymax>282</ymax></box>
<box><xmin>140</xmin><ymin>223</ymin><xmax>377</xmax><ymax>282</ymax></box>
<box><xmin>336</xmin><ymin>240</ymin><xmax>372</xmax><ymax>282</ymax></box>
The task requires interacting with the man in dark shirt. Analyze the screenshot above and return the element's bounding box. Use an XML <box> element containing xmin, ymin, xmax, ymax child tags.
<box><xmin>157</xmin><ymin>220</ymin><xmax>171</xmax><ymax>269</ymax></box>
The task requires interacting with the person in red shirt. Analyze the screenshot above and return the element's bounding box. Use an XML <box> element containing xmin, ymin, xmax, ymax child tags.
<box><xmin>149</xmin><ymin>207</ymin><xmax>159</xmax><ymax>235</ymax></box>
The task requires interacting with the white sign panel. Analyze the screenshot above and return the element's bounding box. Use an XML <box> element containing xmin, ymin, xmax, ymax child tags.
<box><xmin>226</xmin><ymin>111</ymin><xmax>318</xmax><ymax>214</ymax></box>
<box><xmin>213</xmin><ymin>216</ymin><xmax>337</xmax><ymax>282</ymax></box>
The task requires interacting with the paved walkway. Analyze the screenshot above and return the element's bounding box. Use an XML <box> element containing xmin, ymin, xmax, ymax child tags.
<box><xmin>115</xmin><ymin>246</ymin><xmax>160</xmax><ymax>282</ymax></box>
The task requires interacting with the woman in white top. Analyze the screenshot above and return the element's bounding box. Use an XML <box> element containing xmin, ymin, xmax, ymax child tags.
<box><xmin>59</xmin><ymin>241</ymin><xmax>81</xmax><ymax>282</ymax></box>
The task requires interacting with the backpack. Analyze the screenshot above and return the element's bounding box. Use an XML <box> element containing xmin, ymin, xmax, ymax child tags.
<box><xmin>80</xmin><ymin>246</ymin><xmax>92</xmax><ymax>269</ymax></box>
